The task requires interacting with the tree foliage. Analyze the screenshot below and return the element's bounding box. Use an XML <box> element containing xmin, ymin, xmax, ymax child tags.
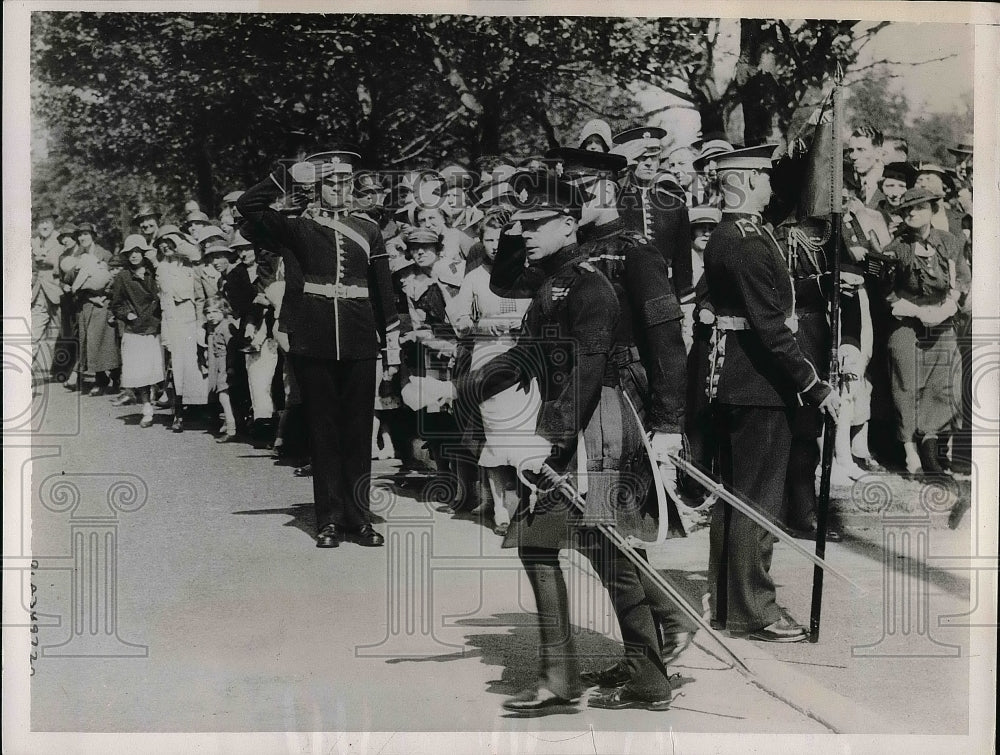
<box><xmin>31</xmin><ymin>13</ymin><xmax>927</xmax><ymax>240</ymax></box>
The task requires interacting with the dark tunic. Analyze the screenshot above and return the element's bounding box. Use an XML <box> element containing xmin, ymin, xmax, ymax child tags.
<box><xmin>703</xmin><ymin>212</ymin><xmax>832</xmax><ymax>633</ymax></box>
<box><xmin>459</xmin><ymin>243</ymin><xmax>625</xmax><ymax>548</ymax></box>
<box><xmin>617</xmin><ymin>174</ymin><xmax>693</xmax><ymax>301</ymax></box>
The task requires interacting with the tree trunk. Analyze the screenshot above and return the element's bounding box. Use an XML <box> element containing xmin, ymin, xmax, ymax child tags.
<box><xmin>738</xmin><ymin>19</ymin><xmax>778</xmax><ymax>146</ymax></box>
<box><xmin>478</xmin><ymin>92</ymin><xmax>501</xmax><ymax>156</ymax></box>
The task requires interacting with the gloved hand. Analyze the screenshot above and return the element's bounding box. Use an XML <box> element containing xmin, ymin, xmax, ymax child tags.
<box><xmin>649</xmin><ymin>432</ymin><xmax>684</xmax><ymax>464</ymax></box>
<box><xmin>509</xmin><ymin>436</ymin><xmax>556</xmax><ymax>478</ymax></box>
<box><xmin>400</xmin><ymin>376</ymin><xmax>454</xmax><ymax>413</ymax></box>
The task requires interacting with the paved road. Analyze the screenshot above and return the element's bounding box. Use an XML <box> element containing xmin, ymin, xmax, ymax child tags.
<box><xmin>22</xmin><ymin>383</ymin><xmax>977</xmax><ymax>735</ymax></box>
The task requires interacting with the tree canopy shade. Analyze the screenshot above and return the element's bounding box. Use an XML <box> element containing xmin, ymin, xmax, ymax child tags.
<box><xmin>31</xmin><ymin>13</ymin><xmax>907</xmax><ymax>239</ymax></box>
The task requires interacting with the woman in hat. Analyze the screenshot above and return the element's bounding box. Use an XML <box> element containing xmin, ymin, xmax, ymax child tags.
<box><xmin>154</xmin><ymin>226</ymin><xmax>210</xmax><ymax>432</ymax></box>
<box><xmin>914</xmin><ymin>163</ymin><xmax>963</xmax><ymax>236</ymax></box>
<box><xmin>578</xmin><ymin>118</ymin><xmax>613</xmax><ymax>153</ymax></box>
<box><xmin>883</xmin><ymin>187</ymin><xmax>970</xmax><ymax>476</ymax></box>
<box><xmin>69</xmin><ymin>223</ymin><xmax>120</xmax><ymax>395</ymax></box>
<box><xmin>397</xmin><ymin>227</ymin><xmax>473</xmax><ymax>505</ymax></box>
<box><xmin>109</xmin><ymin>235</ymin><xmax>165</xmax><ymax>428</ymax></box>
<box><xmin>451</xmin><ymin>208</ymin><xmax>531</xmax><ymax>534</ymax></box>
<box><xmin>875</xmin><ymin>161</ymin><xmax>916</xmax><ymax>235</ymax></box>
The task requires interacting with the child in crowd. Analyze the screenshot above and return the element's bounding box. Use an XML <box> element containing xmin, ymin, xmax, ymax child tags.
<box><xmin>203</xmin><ymin>296</ymin><xmax>239</xmax><ymax>442</ymax></box>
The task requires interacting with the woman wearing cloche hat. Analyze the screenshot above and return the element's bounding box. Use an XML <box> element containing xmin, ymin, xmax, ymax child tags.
<box><xmin>109</xmin><ymin>234</ymin><xmax>165</xmax><ymax>428</ymax></box>
<box><xmin>882</xmin><ymin>187</ymin><xmax>971</xmax><ymax>477</ymax></box>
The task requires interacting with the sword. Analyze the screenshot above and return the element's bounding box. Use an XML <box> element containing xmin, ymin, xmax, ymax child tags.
<box><xmin>665</xmin><ymin>452</ymin><xmax>863</xmax><ymax>592</ymax></box>
<box><xmin>516</xmin><ymin>462</ymin><xmax>751</xmax><ymax>674</ymax></box>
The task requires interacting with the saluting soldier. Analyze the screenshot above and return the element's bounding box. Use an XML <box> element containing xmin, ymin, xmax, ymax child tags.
<box><xmin>613</xmin><ymin>126</ymin><xmax>693</xmax><ymax>303</ymax></box>
<box><xmin>703</xmin><ymin>145</ymin><xmax>839</xmax><ymax>642</ymax></box>
<box><xmin>460</xmin><ymin>170</ymin><xmax>674</xmax><ymax>714</ymax></box>
<box><xmin>237</xmin><ymin>151</ymin><xmax>400</xmax><ymax>549</ymax></box>
<box><xmin>560</xmin><ymin>146</ymin><xmax>699</xmax><ymax>677</ymax></box>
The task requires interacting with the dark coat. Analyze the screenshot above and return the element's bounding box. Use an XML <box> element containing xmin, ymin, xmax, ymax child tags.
<box><xmin>237</xmin><ymin>176</ymin><xmax>399</xmax><ymax>361</ymax></box>
<box><xmin>109</xmin><ymin>264</ymin><xmax>161</xmax><ymax>335</ymax></box>
<box><xmin>703</xmin><ymin>213</ymin><xmax>830</xmax><ymax>408</ymax></box>
<box><xmin>617</xmin><ymin>175</ymin><xmax>693</xmax><ymax>300</ymax></box>
<box><xmin>579</xmin><ymin>219</ymin><xmax>686</xmax><ymax>434</ymax></box>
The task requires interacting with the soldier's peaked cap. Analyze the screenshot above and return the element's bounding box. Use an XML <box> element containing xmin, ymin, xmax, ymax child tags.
<box><xmin>612</xmin><ymin>126</ymin><xmax>667</xmax><ymax>145</ymax></box>
<box><xmin>508</xmin><ymin>170</ymin><xmax>591</xmax><ymax>222</ymax></box>
<box><xmin>305</xmin><ymin>151</ymin><xmax>360</xmax><ymax>175</ymax></box>
<box><xmin>714</xmin><ymin>143</ymin><xmax>779</xmax><ymax>172</ymax></box>
<box><xmin>545</xmin><ymin>147</ymin><xmax>626</xmax><ymax>176</ymax></box>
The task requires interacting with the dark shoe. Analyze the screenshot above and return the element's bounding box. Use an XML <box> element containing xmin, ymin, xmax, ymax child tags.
<box><xmin>660</xmin><ymin>631</ymin><xmax>695</xmax><ymax>666</ymax></box>
<box><xmin>588</xmin><ymin>685</ymin><xmax>671</xmax><ymax>711</ymax></box>
<box><xmin>748</xmin><ymin>617</ymin><xmax>808</xmax><ymax>643</ymax></box>
<box><xmin>171</xmin><ymin>417</ymin><xmax>184</xmax><ymax>433</ymax></box>
<box><xmin>316</xmin><ymin>524</ymin><xmax>341</xmax><ymax>549</ymax></box>
<box><xmin>917</xmin><ymin>437</ymin><xmax>946</xmax><ymax>476</ymax></box>
<box><xmin>788</xmin><ymin>522</ymin><xmax>842</xmax><ymax>543</ymax></box>
<box><xmin>580</xmin><ymin>662</ymin><xmax>630</xmax><ymax>688</ymax></box>
<box><xmin>853</xmin><ymin>455</ymin><xmax>887</xmax><ymax>473</ymax></box>
<box><xmin>949</xmin><ymin>459</ymin><xmax>972</xmax><ymax>476</ymax></box>
<box><xmin>502</xmin><ymin>687</ymin><xmax>580</xmax><ymax>716</ymax></box>
<box><xmin>88</xmin><ymin>385</ymin><xmax>105</xmax><ymax>397</ymax></box>
<box><xmin>139</xmin><ymin>415</ymin><xmax>154</xmax><ymax>429</ymax></box>
<box><xmin>293</xmin><ymin>464</ymin><xmax>313</xmax><ymax>477</ymax></box>
<box><xmin>936</xmin><ymin>434</ymin><xmax>952</xmax><ymax>472</ymax></box>
<box><xmin>345</xmin><ymin>523</ymin><xmax>384</xmax><ymax>547</ymax></box>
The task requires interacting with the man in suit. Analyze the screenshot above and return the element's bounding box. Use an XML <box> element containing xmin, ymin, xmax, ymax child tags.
<box><xmin>613</xmin><ymin>126</ymin><xmax>693</xmax><ymax>303</ymax></box>
<box><xmin>31</xmin><ymin>207</ymin><xmax>64</xmax><ymax>377</ymax></box>
<box><xmin>238</xmin><ymin>151</ymin><xmax>400</xmax><ymax>549</ymax></box>
<box><xmin>703</xmin><ymin>145</ymin><xmax>839</xmax><ymax>642</ymax></box>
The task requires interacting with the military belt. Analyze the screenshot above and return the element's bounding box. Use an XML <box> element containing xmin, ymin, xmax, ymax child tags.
<box><xmin>302</xmin><ymin>282</ymin><xmax>368</xmax><ymax>299</ymax></box>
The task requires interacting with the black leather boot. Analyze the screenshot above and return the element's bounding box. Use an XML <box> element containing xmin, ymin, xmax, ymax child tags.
<box><xmin>918</xmin><ymin>436</ymin><xmax>945</xmax><ymax>476</ymax></box>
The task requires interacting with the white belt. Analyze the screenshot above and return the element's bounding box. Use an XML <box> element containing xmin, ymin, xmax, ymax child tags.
<box><xmin>303</xmin><ymin>282</ymin><xmax>368</xmax><ymax>299</ymax></box>
<box><xmin>716</xmin><ymin>314</ymin><xmax>799</xmax><ymax>334</ymax></box>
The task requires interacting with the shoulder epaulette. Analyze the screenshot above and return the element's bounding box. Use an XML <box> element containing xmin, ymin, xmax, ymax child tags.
<box><xmin>576</xmin><ymin>261</ymin><xmax>598</xmax><ymax>273</ymax></box>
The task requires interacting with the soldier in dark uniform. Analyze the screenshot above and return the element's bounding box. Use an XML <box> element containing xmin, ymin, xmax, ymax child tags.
<box><xmin>546</xmin><ymin>147</ymin><xmax>698</xmax><ymax>672</ymax></box>
<box><xmin>453</xmin><ymin>171</ymin><xmax>674</xmax><ymax>714</ymax></box>
<box><xmin>703</xmin><ymin>145</ymin><xmax>839</xmax><ymax>642</ymax></box>
<box><xmin>612</xmin><ymin>126</ymin><xmax>693</xmax><ymax>302</ymax></box>
<box><xmin>237</xmin><ymin>152</ymin><xmax>400</xmax><ymax>549</ymax></box>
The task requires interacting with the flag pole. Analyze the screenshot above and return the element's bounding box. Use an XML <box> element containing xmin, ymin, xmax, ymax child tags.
<box><xmin>810</xmin><ymin>64</ymin><xmax>845</xmax><ymax>643</ymax></box>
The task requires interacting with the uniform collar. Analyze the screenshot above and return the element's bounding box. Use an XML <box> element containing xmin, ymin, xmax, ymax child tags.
<box><xmin>537</xmin><ymin>243</ymin><xmax>585</xmax><ymax>276</ymax></box>
<box><xmin>585</xmin><ymin>217</ymin><xmax>626</xmax><ymax>243</ymax></box>
<box><xmin>723</xmin><ymin>211</ymin><xmax>762</xmax><ymax>223</ymax></box>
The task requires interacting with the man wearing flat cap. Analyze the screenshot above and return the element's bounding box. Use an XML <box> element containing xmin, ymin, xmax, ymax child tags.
<box><xmin>703</xmin><ymin>144</ymin><xmax>840</xmax><ymax>643</ymax></box>
<box><xmin>238</xmin><ymin>150</ymin><xmax>400</xmax><ymax>549</ymax></box>
<box><xmin>613</xmin><ymin>126</ymin><xmax>693</xmax><ymax>305</ymax></box>
<box><xmin>456</xmin><ymin>169</ymin><xmax>675</xmax><ymax>714</ymax></box>
<box><xmin>31</xmin><ymin>207</ymin><xmax>64</xmax><ymax>375</ymax></box>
